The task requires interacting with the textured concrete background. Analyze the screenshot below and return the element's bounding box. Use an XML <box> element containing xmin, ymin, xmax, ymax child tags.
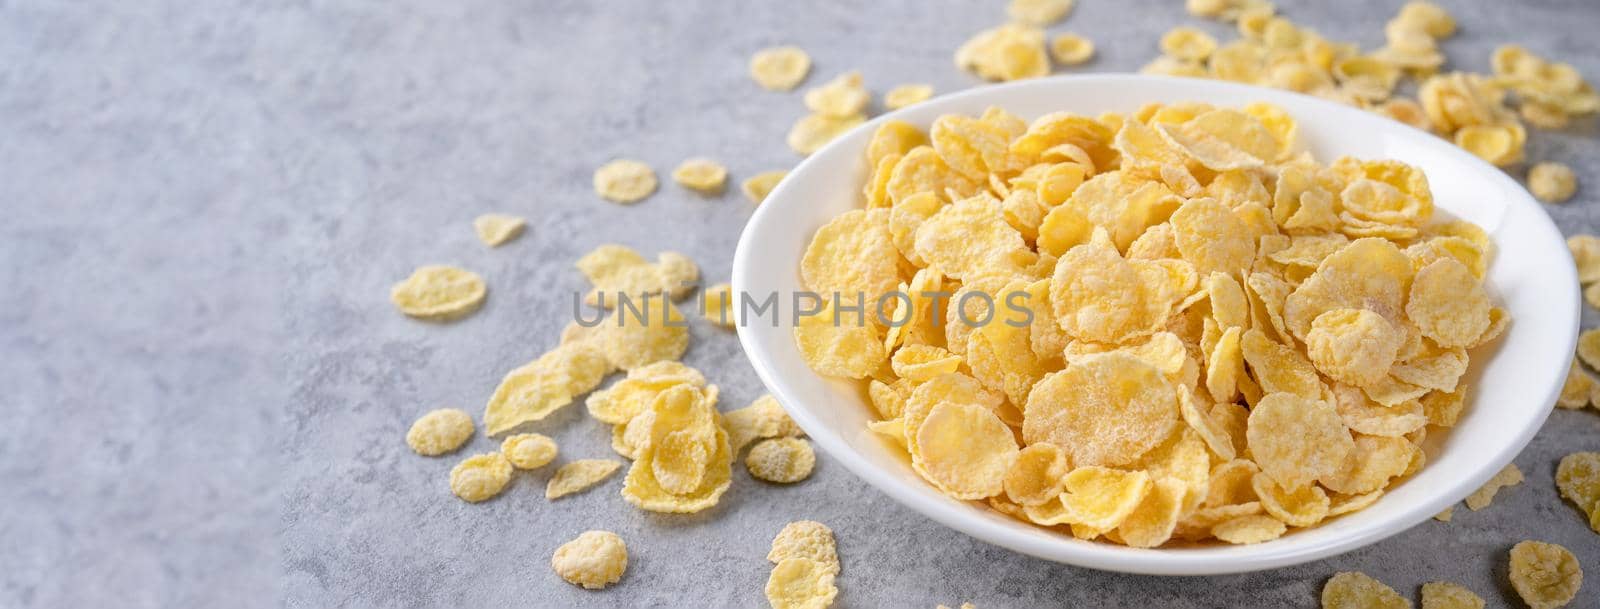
<box><xmin>1</xmin><ymin>0</ymin><xmax>1597</xmax><ymax>607</ymax></box>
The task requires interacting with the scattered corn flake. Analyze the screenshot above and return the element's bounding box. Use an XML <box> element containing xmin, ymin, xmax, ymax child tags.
<box><xmin>1008</xmin><ymin>0</ymin><xmax>1074</xmax><ymax>25</ymax></box>
<box><xmin>884</xmin><ymin>84</ymin><xmax>934</xmax><ymax>110</ymax></box>
<box><xmin>750</xmin><ymin>46</ymin><xmax>812</xmax><ymax>91</ymax></box>
<box><xmin>1161</xmin><ymin>27</ymin><xmax>1219</xmax><ymax>62</ymax></box>
<box><xmin>743</xmin><ymin>170</ymin><xmax>788</xmax><ymax>204</ymax></box>
<box><xmin>585</xmin><ymin>361</ymin><xmax>705</xmax><ymax>425</ymax></box>
<box><xmin>768</xmin><ymin>520</ymin><xmax>840</xmax><ymax>572</ymax></box>
<box><xmin>1420</xmin><ymin>581</ymin><xmax>1484</xmax><ymax>609</ymax></box>
<box><xmin>483</xmin><ymin>342</ymin><xmax>613</xmax><ymax>435</ymax></box>
<box><xmin>746</xmin><ymin>437</ymin><xmax>816</xmax><ymax>484</ymax></box>
<box><xmin>1049</xmin><ymin>33</ymin><xmax>1096</xmax><ymax>66</ymax></box>
<box><xmin>406</xmin><ymin>408</ymin><xmax>475</xmax><ymax>456</ymax></box>
<box><xmin>765</xmin><ymin>558</ymin><xmax>839</xmax><ymax>609</ymax></box>
<box><xmin>789</xmin><ymin>113</ymin><xmax>866</xmax><ymax>155</ymax></box>
<box><xmin>805</xmin><ymin>72</ymin><xmax>870</xmax><ymax>119</ymax></box>
<box><xmin>621</xmin><ymin>386</ymin><xmax>732</xmax><ymax>513</ymax></box>
<box><xmin>1569</xmin><ymin>235</ymin><xmax>1600</xmax><ymax>284</ymax></box>
<box><xmin>1434</xmin><ymin>506</ymin><xmax>1453</xmax><ymax>522</ymax></box>
<box><xmin>576</xmin><ymin>300</ymin><xmax>692</xmax><ymax>371</ymax></box>
<box><xmin>390</xmin><ymin>265</ymin><xmax>487</xmax><ymax>321</ymax></box>
<box><xmin>450</xmin><ymin>453</ymin><xmax>513</xmax><ymax>503</ymax></box>
<box><xmin>1508</xmin><ymin>540</ymin><xmax>1582</xmax><ymax>609</ymax></box>
<box><xmin>1528</xmin><ymin>162</ymin><xmax>1578</xmax><ymax>203</ymax></box>
<box><xmin>593</xmin><ymin>159</ymin><xmax>658</xmax><ymax>204</ymax></box>
<box><xmin>501</xmin><ymin>433</ymin><xmax>558</xmax><ymax>470</ymax></box>
<box><xmin>1454</xmin><ymin>124</ymin><xmax>1524</xmax><ymax>167</ymax></box>
<box><xmin>1321</xmin><ymin>572</ymin><xmax>1409</xmax><ymax>609</ymax></box>
<box><xmin>1585</xmin><ymin>283</ymin><xmax>1600</xmax><ymax>310</ymax></box>
<box><xmin>696</xmin><ymin>283</ymin><xmax>736</xmax><ymax>329</ymax></box>
<box><xmin>1555</xmin><ymin>452</ymin><xmax>1600</xmax><ymax>532</ymax></box>
<box><xmin>1212</xmin><ymin>514</ymin><xmax>1287</xmax><ymax>545</ymax></box>
<box><xmin>1578</xmin><ymin>329</ymin><xmax>1600</xmax><ymax>372</ymax></box>
<box><xmin>957</xmin><ymin>24</ymin><xmax>1051</xmax><ymax>81</ymax></box>
<box><xmin>551</xmin><ymin>530</ymin><xmax>628</xmax><ymax>590</ymax></box>
<box><xmin>726</xmin><ymin>394</ymin><xmax>804</xmax><ymax>455</ymax></box>
<box><xmin>546</xmin><ymin>459</ymin><xmax>623</xmax><ymax>499</ymax></box>
<box><xmin>1463</xmin><ymin>463</ymin><xmax>1523</xmax><ymax>510</ymax></box>
<box><xmin>651</xmin><ymin>429</ymin><xmax>713</xmax><ymax>494</ymax></box>
<box><xmin>576</xmin><ymin>244</ymin><xmax>698</xmax><ymax>308</ymax></box>
<box><xmin>472</xmin><ymin>213</ymin><xmax>526</xmax><ymax>247</ymax></box>
<box><xmin>672</xmin><ymin>158</ymin><xmax>728</xmax><ymax>194</ymax></box>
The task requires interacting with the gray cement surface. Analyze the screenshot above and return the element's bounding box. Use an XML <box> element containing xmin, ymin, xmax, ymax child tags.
<box><xmin>2</xmin><ymin>0</ymin><xmax>1597</xmax><ymax>607</ymax></box>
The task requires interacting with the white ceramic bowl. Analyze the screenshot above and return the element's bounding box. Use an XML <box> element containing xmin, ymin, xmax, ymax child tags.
<box><xmin>731</xmin><ymin>74</ymin><xmax>1577</xmax><ymax>575</ymax></box>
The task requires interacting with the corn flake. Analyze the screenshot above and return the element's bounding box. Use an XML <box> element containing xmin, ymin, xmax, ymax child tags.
<box><xmin>450</xmin><ymin>453</ymin><xmax>513</xmax><ymax>503</ymax></box>
<box><xmin>501</xmin><ymin>433</ymin><xmax>558</xmax><ymax>470</ymax></box>
<box><xmin>1464</xmin><ymin>462</ymin><xmax>1523</xmax><ymax>510</ymax></box>
<box><xmin>803</xmin><ymin>209</ymin><xmax>901</xmax><ymax>300</ymax></box>
<box><xmin>805</xmin><ymin>72</ymin><xmax>870</xmax><ymax>119</ymax></box>
<box><xmin>726</xmin><ymin>394</ymin><xmax>804</xmax><ymax>454</ymax></box>
<box><xmin>546</xmin><ymin>459</ymin><xmax>623</xmax><ymax>499</ymax></box>
<box><xmin>746</xmin><ymin>437</ymin><xmax>816</xmax><ymax>484</ymax></box>
<box><xmin>672</xmin><ymin>158</ymin><xmax>728</xmax><ymax>194</ymax></box>
<box><xmin>576</xmin><ymin>244</ymin><xmax>698</xmax><ymax>308</ymax></box>
<box><xmin>593</xmin><ymin>159</ymin><xmax>658</xmax><ymax>204</ymax></box>
<box><xmin>390</xmin><ymin>265</ymin><xmax>487</xmax><ymax>321</ymax></box>
<box><xmin>1024</xmin><ymin>353</ymin><xmax>1180</xmax><ymax>467</ymax></box>
<box><xmin>1252</xmin><ymin>470</ymin><xmax>1329</xmax><ymax>527</ymax></box>
<box><xmin>1049</xmin><ymin>34</ymin><xmax>1096</xmax><ymax>66</ymax></box>
<box><xmin>768</xmin><ymin>520</ymin><xmax>840</xmax><ymax>572</ymax></box>
<box><xmin>621</xmin><ymin>386</ymin><xmax>732</xmax><ymax>512</ymax></box>
<box><xmin>1555</xmin><ymin>452</ymin><xmax>1600</xmax><ymax>532</ymax></box>
<box><xmin>1528</xmin><ymin>162</ymin><xmax>1578</xmax><ymax>203</ymax></box>
<box><xmin>1003</xmin><ymin>442</ymin><xmax>1070</xmax><ymax>507</ymax></box>
<box><xmin>789</xmin><ymin>113</ymin><xmax>866</xmax><ymax>156</ymax></box>
<box><xmin>551</xmin><ymin>530</ymin><xmax>628</xmax><ymax>590</ymax></box>
<box><xmin>1008</xmin><ymin>0</ymin><xmax>1074</xmax><ymax>25</ymax></box>
<box><xmin>743</xmin><ymin>170</ymin><xmax>788</xmax><ymax>204</ymax></box>
<box><xmin>484</xmin><ymin>342</ymin><xmax>613</xmax><ymax>435</ymax></box>
<box><xmin>957</xmin><ymin>24</ymin><xmax>1051</xmax><ymax>81</ymax></box>
<box><xmin>1570</xmin><ymin>235</ymin><xmax>1600</xmax><ymax>283</ymax></box>
<box><xmin>884</xmin><ymin>84</ymin><xmax>934</xmax><ymax>110</ymax></box>
<box><xmin>1508</xmin><ymin>541</ymin><xmax>1582</xmax><ymax>609</ymax></box>
<box><xmin>765</xmin><ymin>558</ymin><xmax>839</xmax><ymax>609</ymax></box>
<box><xmin>750</xmin><ymin>46</ymin><xmax>811</xmax><ymax>91</ymax></box>
<box><xmin>1419</xmin><ymin>581</ymin><xmax>1483</xmax><ymax>609</ymax></box>
<box><xmin>406</xmin><ymin>408</ymin><xmax>475</xmax><ymax>456</ymax></box>
<box><xmin>1212</xmin><ymin>514</ymin><xmax>1287</xmax><ymax>544</ymax></box>
<box><xmin>472</xmin><ymin>214</ymin><xmax>526</xmax><ymax>247</ymax></box>
<box><xmin>1321</xmin><ymin>572</ymin><xmax>1410</xmax><ymax>609</ymax></box>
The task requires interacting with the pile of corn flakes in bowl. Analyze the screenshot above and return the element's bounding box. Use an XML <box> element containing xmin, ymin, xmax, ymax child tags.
<box><xmin>733</xmin><ymin>74</ymin><xmax>1576</xmax><ymax>574</ymax></box>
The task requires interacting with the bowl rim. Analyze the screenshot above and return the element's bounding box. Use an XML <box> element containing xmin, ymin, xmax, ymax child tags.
<box><xmin>731</xmin><ymin>73</ymin><xmax>1576</xmax><ymax>575</ymax></box>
